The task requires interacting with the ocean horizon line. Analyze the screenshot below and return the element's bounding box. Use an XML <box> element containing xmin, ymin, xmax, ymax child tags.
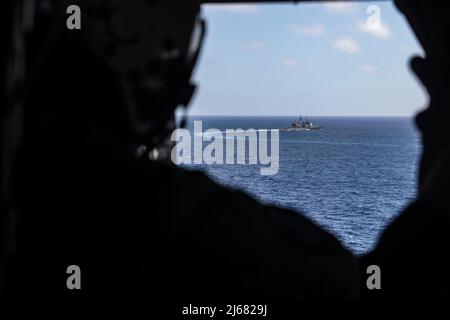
<box><xmin>184</xmin><ymin>115</ymin><xmax>416</xmax><ymax>118</ymax></box>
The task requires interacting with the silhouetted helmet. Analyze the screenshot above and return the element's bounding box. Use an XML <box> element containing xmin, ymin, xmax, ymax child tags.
<box><xmin>30</xmin><ymin>0</ymin><xmax>205</xmax><ymax>147</ymax></box>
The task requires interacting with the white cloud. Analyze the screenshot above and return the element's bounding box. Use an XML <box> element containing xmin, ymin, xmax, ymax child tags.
<box><xmin>324</xmin><ymin>2</ymin><xmax>357</xmax><ymax>14</ymax></box>
<box><xmin>282</xmin><ymin>57</ymin><xmax>300</xmax><ymax>67</ymax></box>
<box><xmin>206</xmin><ymin>4</ymin><xmax>260</xmax><ymax>15</ymax></box>
<box><xmin>241</xmin><ymin>41</ymin><xmax>267</xmax><ymax>52</ymax></box>
<box><xmin>289</xmin><ymin>23</ymin><xmax>325</xmax><ymax>37</ymax></box>
<box><xmin>357</xmin><ymin>20</ymin><xmax>391</xmax><ymax>39</ymax></box>
<box><xmin>333</xmin><ymin>37</ymin><xmax>360</xmax><ymax>54</ymax></box>
<box><xmin>362</xmin><ymin>65</ymin><xmax>376</xmax><ymax>73</ymax></box>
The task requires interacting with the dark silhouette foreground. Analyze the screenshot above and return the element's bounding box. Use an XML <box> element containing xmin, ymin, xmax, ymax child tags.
<box><xmin>1</xmin><ymin>0</ymin><xmax>449</xmax><ymax>300</ymax></box>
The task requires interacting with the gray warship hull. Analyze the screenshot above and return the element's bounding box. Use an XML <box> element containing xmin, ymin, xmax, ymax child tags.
<box><xmin>280</xmin><ymin>126</ymin><xmax>323</xmax><ymax>132</ymax></box>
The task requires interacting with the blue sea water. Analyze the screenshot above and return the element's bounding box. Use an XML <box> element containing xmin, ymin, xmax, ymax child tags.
<box><xmin>184</xmin><ymin>116</ymin><xmax>421</xmax><ymax>255</ymax></box>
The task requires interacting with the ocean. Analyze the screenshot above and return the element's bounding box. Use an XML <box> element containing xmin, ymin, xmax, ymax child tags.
<box><xmin>183</xmin><ymin>116</ymin><xmax>421</xmax><ymax>255</ymax></box>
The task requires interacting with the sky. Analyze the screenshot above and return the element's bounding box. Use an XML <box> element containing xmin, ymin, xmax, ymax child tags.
<box><xmin>186</xmin><ymin>1</ymin><xmax>428</xmax><ymax>117</ymax></box>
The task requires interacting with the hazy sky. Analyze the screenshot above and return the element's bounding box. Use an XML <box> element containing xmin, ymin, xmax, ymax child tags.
<box><xmin>187</xmin><ymin>1</ymin><xmax>428</xmax><ymax>117</ymax></box>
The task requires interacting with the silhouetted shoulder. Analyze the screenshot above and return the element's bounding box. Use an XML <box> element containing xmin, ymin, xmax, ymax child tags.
<box><xmin>133</xmin><ymin>161</ymin><xmax>358</xmax><ymax>299</ymax></box>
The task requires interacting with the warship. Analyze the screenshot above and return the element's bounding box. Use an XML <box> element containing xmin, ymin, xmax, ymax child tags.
<box><xmin>281</xmin><ymin>115</ymin><xmax>323</xmax><ymax>131</ymax></box>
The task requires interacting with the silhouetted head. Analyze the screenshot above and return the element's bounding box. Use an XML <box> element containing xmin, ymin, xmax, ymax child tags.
<box><xmin>394</xmin><ymin>0</ymin><xmax>450</xmax><ymax>193</ymax></box>
<box><xmin>27</xmin><ymin>0</ymin><xmax>205</xmax><ymax>149</ymax></box>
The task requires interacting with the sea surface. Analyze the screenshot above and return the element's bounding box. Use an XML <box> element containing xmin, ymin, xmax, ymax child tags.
<box><xmin>183</xmin><ymin>116</ymin><xmax>421</xmax><ymax>255</ymax></box>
